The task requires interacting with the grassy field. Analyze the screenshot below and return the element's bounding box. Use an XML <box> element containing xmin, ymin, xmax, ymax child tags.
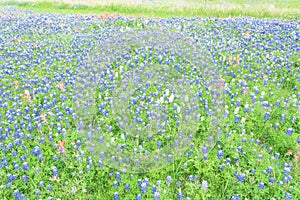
<box><xmin>0</xmin><ymin>1</ymin><xmax>299</xmax><ymax>200</ymax></box>
<box><xmin>1</xmin><ymin>0</ymin><xmax>300</xmax><ymax>18</ymax></box>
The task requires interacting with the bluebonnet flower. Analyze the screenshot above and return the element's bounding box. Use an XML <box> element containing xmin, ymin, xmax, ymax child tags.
<box><xmin>22</xmin><ymin>175</ymin><xmax>29</xmax><ymax>183</ymax></box>
<box><xmin>140</xmin><ymin>182</ymin><xmax>147</xmax><ymax>194</ymax></box>
<box><xmin>38</xmin><ymin>155</ymin><xmax>43</xmax><ymax>162</ymax></box>
<box><xmin>6</xmin><ymin>182</ymin><xmax>12</xmax><ymax>189</ymax></box>
<box><xmin>274</xmin><ymin>153</ymin><xmax>280</xmax><ymax>159</ymax></box>
<box><xmin>2</xmin><ymin>158</ymin><xmax>8</xmax><ymax>166</ymax></box>
<box><xmin>47</xmin><ymin>184</ymin><xmax>53</xmax><ymax>192</ymax></box>
<box><xmin>151</xmin><ymin>184</ymin><xmax>157</xmax><ymax>194</ymax></box>
<box><xmin>242</xmin><ymin>138</ymin><xmax>247</xmax><ymax>143</ymax></box>
<box><xmin>219</xmin><ymin>164</ymin><xmax>225</xmax><ymax>171</ymax></box>
<box><xmin>11</xmin><ymin>150</ymin><xmax>18</xmax><ymax>157</ymax></box>
<box><xmin>22</xmin><ymin>162</ymin><xmax>30</xmax><ymax>171</ymax></box>
<box><xmin>183</xmin><ymin>162</ymin><xmax>188</xmax><ymax>169</ymax></box>
<box><xmin>267</xmin><ymin>166</ymin><xmax>273</xmax><ymax>174</ymax></box>
<box><xmin>52</xmin><ymin>166</ymin><xmax>59</xmax><ymax>176</ymax></box>
<box><xmin>234</xmin><ymin>173</ymin><xmax>245</xmax><ymax>183</ymax></box>
<box><xmin>88</xmin><ymin>157</ymin><xmax>93</xmax><ymax>165</ymax></box>
<box><xmin>286</xmin><ymin>128</ymin><xmax>293</xmax><ymax>136</ymax></box>
<box><xmin>114</xmin><ymin>192</ymin><xmax>120</xmax><ymax>200</ymax></box>
<box><xmin>136</xmin><ymin>194</ymin><xmax>142</xmax><ymax>200</ymax></box>
<box><xmin>125</xmin><ymin>183</ymin><xmax>130</xmax><ymax>192</ymax></box>
<box><xmin>234</xmin><ymin>115</ymin><xmax>240</xmax><ymax>125</ymax></box>
<box><xmin>177</xmin><ymin>191</ymin><xmax>184</xmax><ymax>199</ymax></box>
<box><xmin>269</xmin><ymin>177</ymin><xmax>276</xmax><ymax>184</ymax></box>
<box><xmin>231</xmin><ymin>195</ymin><xmax>240</xmax><ymax>200</ymax></box>
<box><xmin>116</xmin><ymin>172</ymin><xmax>121</xmax><ymax>182</ymax></box>
<box><xmin>20</xmin><ymin>154</ymin><xmax>28</xmax><ymax>162</ymax></box>
<box><xmin>40</xmin><ymin>181</ymin><xmax>45</xmax><ymax>188</ymax></box>
<box><xmin>113</xmin><ymin>181</ymin><xmax>118</xmax><ymax>188</ymax></box>
<box><xmin>285</xmin><ymin>192</ymin><xmax>292</xmax><ymax>200</ymax></box>
<box><xmin>7</xmin><ymin>143</ymin><xmax>14</xmax><ymax>149</ymax></box>
<box><xmin>234</xmin><ymin>158</ymin><xmax>240</xmax><ymax>164</ymax></box>
<box><xmin>137</xmin><ymin>179</ymin><xmax>142</xmax><ymax>188</ymax></box>
<box><xmin>98</xmin><ymin>160</ymin><xmax>103</xmax><ymax>169</ymax></box>
<box><xmin>276</xmin><ymin>100</ymin><xmax>280</xmax><ymax>107</ymax></box>
<box><xmin>291</xmin><ymin>116</ymin><xmax>297</xmax><ymax>123</ymax></box>
<box><xmin>217</xmin><ymin>150</ymin><xmax>224</xmax><ymax>159</ymax></box>
<box><xmin>281</xmin><ymin>114</ymin><xmax>286</xmax><ymax>122</ymax></box>
<box><xmin>157</xmin><ymin>140</ymin><xmax>162</xmax><ymax>148</ymax></box>
<box><xmin>284</xmin><ymin>167</ymin><xmax>291</xmax><ymax>175</ymax></box>
<box><xmin>14</xmin><ymin>190</ymin><xmax>21</xmax><ymax>199</ymax></box>
<box><xmin>225</xmin><ymin>158</ymin><xmax>231</xmax><ymax>164</ymax></box>
<box><xmin>7</xmin><ymin>174</ymin><xmax>18</xmax><ymax>182</ymax></box>
<box><xmin>144</xmin><ymin>178</ymin><xmax>150</xmax><ymax>186</ymax></box>
<box><xmin>258</xmin><ymin>182</ymin><xmax>264</xmax><ymax>190</ymax></box>
<box><xmin>154</xmin><ymin>192</ymin><xmax>160</xmax><ymax>200</ymax></box>
<box><xmin>224</xmin><ymin>110</ymin><xmax>229</xmax><ymax>118</ymax></box>
<box><xmin>86</xmin><ymin>165</ymin><xmax>91</xmax><ymax>172</ymax></box>
<box><xmin>53</xmin><ymin>155</ymin><xmax>59</xmax><ymax>161</ymax></box>
<box><xmin>264</xmin><ymin>112</ymin><xmax>270</xmax><ymax>120</ymax></box>
<box><xmin>166</xmin><ymin>176</ymin><xmax>172</xmax><ymax>184</ymax></box>
<box><xmin>35</xmin><ymin>189</ymin><xmax>41</xmax><ymax>196</ymax></box>
<box><xmin>14</xmin><ymin>163</ymin><xmax>20</xmax><ymax>170</ymax></box>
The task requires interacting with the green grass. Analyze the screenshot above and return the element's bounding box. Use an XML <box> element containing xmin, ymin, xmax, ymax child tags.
<box><xmin>0</xmin><ymin>6</ymin><xmax>299</xmax><ymax>199</ymax></box>
<box><xmin>1</xmin><ymin>0</ymin><xmax>299</xmax><ymax>19</ymax></box>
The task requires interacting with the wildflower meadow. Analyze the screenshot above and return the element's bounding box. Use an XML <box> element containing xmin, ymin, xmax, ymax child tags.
<box><xmin>0</xmin><ymin>1</ymin><xmax>299</xmax><ymax>199</ymax></box>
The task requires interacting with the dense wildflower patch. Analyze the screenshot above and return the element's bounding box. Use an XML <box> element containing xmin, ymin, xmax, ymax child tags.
<box><xmin>0</xmin><ymin>8</ymin><xmax>299</xmax><ymax>199</ymax></box>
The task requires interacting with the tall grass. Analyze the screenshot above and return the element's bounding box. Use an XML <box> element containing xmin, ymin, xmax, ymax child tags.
<box><xmin>1</xmin><ymin>0</ymin><xmax>299</xmax><ymax>19</ymax></box>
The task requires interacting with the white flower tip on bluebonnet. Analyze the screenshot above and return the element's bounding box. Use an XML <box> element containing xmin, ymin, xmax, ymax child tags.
<box><xmin>159</xmin><ymin>96</ymin><xmax>164</xmax><ymax>104</ymax></box>
<box><xmin>165</xmin><ymin>89</ymin><xmax>169</xmax><ymax>96</ymax></box>
<box><xmin>202</xmin><ymin>180</ymin><xmax>208</xmax><ymax>191</ymax></box>
<box><xmin>184</xmin><ymin>95</ymin><xmax>189</xmax><ymax>102</ymax></box>
<box><xmin>234</xmin><ymin>107</ymin><xmax>239</xmax><ymax>115</ymax></box>
<box><xmin>121</xmin><ymin>134</ymin><xmax>125</xmax><ymax>140</ymax></box>
<box><xmin>169</xmin><ymin>93</ymin><xmax>175</xmax><ymax>102</ymax></box>
<box><xmin>241</xmin><ymin>117</ymin><xmax>246</xmax><ymax>124</ymax></box>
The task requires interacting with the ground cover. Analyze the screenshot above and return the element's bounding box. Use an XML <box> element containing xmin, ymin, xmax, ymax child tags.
<box><xmin>0</xmin><ymin>2</ymin><xmax>299</xmax><ymax>200</ymax></box>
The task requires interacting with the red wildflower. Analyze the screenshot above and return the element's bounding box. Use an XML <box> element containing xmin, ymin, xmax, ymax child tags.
<box><xmin>24</xmin><ymin>90</ymin><xmax>31</xmax><ymax>101</ymax></box>
<box><xmin>57</xmin><ymin>141</ymin><xmax>67</xmax><ymax>155</ymax></box>
<box><xmin>13</xmin><ymin>80</ymin><xmax>18</xmax><ymax>89</ymax></box>
<box><xmin>244</xmin><ymin>30</ymin><xmax>251</xmax><ymax>36</ymax></box>
<box><xmin>50</xmin><ymin>175</ymin><xmax>60</xmax><ymax>182</ymax></box>
<box><xmin>57</xmin><ymin>82</ymin><xmax>65</xmax><ymax>92</ymax></box>
<box><xmin>243</xmin><ymin>88</ymin><xmax>248</xmax><ymax>96</ymax></box>
<box><xmin>40</xmin><ymin>113</ymin><xmax>48</xmax><ymax>124</ymax></box>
